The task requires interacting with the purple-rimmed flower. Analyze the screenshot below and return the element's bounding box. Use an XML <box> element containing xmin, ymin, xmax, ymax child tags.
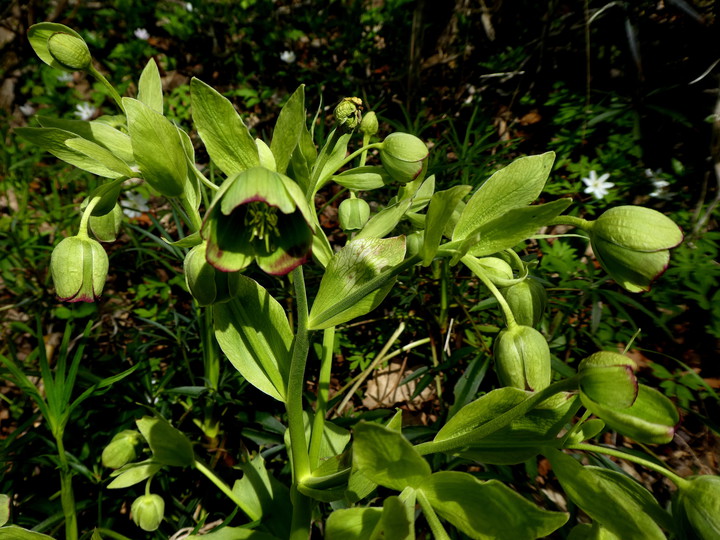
<box><xmin>202</xmin><ymin>166</ymin><xmax>314</xmax><ymax>275</ymax></box>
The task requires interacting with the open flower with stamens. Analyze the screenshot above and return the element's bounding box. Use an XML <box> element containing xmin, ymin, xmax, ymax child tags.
<box><xmin>202</xmin><ymin>166</ymin><xmax>315</xmax><ymax>275</ymax></box>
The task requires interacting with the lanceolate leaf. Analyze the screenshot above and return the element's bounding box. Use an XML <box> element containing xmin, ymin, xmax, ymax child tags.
<box><xmin>422</xmin><ymin>185</ymin><xmax>472</xmax><ymax>265</ymax></box>
<box><xmin>136</xmin><ymin>416</ymin><xmax>195</xmax><ymax>467</ymax></box>
<box><xmin>326</xmin><ymin>507</ymin><xmax>383</xmax><ymax>540</ymax></box>
<box><xmin>308</xmin><ymin>236</ymin><xmax>406</xmax><ymax>329</ymax></box>
<box><xmin>65</xmin><ymin>138</ymin><xmax>134</xmax><ymax>177</ymax></box>
<box><xmin>354</xmin><ymin>199</ymin><xmax>412</xmax><ymax>241</ymax></box>
<box><xmin>190</xmin><ymin>78</ymin><xmax>259</xmax><ymax>175</ymax></box>
<box><xmin>418</xmin><ymin>471</ymin><xmax>568</xmax><ymax>539</ymax></box>
<box><xmin>213</xmin><ymin>277</ymin><xmax>292</xmax><ymax>401</ymax></box>
<box><xmin>37</xmin><ymin>116</ymin><xmax>134</xmax><ymax>163</ymax></box>
<box><xmin>270</xmin><ymin>85</ymin><xmax>305</xmax><ymax>175</ymax></box>
<box><xmin>0</xmin><ymin>526</ymin><xmax>55</xmax><ymax>539</ymax></box>
<box><xmin>138</xmin><ymin>58</ymin><xmax>163</xmax><ymax>114</ymax></box>
<box><xmin>454</xmin><ymin>151</ymin><xmax>556</xmax><ymax>241</ymax></box>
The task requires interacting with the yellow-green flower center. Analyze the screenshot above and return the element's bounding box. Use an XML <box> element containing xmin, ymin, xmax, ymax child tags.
<box><xmin>244</xmin><ymin>202</ymin><xmax>280</xmax><ymax>252</ymax></box>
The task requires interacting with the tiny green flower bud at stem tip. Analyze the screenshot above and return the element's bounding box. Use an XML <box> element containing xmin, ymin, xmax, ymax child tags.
<box><xmin>47</xmin><ymin>32</ymin><xmax>92</xmax><ymax>71</ymax></box>
<box><xmin>359</xmin><ymin>111</ymin><xmax>378</xmax><ymax>136</ymax></box>
<box><xmin>131</xmin><ymin>494</ymin><xmax>165</xmax><ymax>532</ymax></box>
<box><xmin>334</xmin><ymin>97</ymin><xmax>363</xmax><ymax>131</ymax></box>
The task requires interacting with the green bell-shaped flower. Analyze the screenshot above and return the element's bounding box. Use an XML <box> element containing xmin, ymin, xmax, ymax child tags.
<box><xmin>102</xmin><ymin>430</ymin><xmax>142</xmax><ymax>469</ymax></box>
<box><xmin>184</xmin><ymin>242</ymin><xmax>240</xmax><ymax>306</ymax></box>
<box><xmin>379</xmin><ymin>132</ymin><xmax>429</xmax><ymax>185</ymax></box>
<box><xmin>131</xmin><ymin>493</ymin><xmax>165</xmax><ymax>532</ymax></box>
<box><xmin>46</xmin><ymin>32</ymin><xmax>92</xmax><ymax>71</ymax></box>
<box><xmin>673</xmin><ymin>475</ymin><xmax>720</xmax><ymax>540</ymax></box>
<box><xmin>338</xmin><ymin>197</ymin><xmax>370</xmax><ymax>232</ymax></box>
<box><xmin>578</xmin><ymin>351</ymin><xmax>638</xmax><ymax>409</ymax></box>
<box><xmin>50</xmin><ymin>235</ymin><xmax>109</xmax><ymax>302</ymax></box>
<box><xmin>89</xmin><ymin>203</ymin><xmax>123</xmax><ymax>243</ymax></box>
<box><xmin>493</xmin><ymin>325</ymin><xmax>551</xmax><ymax>391</ymax></box>
<box><xmin>501</xmin><ymin>277</ymin><xmax>547</xmax><ymax>328</ymax></box>
<box><xmin>202</xmin><ymin>166</ymin><xmax>314</xmax><ymax>275</ymax></box>
<box><xmin>586</xmin><ymin>206</ymin><xmax>682</xmax><ymax>292</ymax></box>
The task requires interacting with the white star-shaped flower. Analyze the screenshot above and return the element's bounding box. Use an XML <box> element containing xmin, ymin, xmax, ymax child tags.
<box><xmin>581</xmin><ymin>170</ymin><xmax>614</xmax><ymax>200</ymax></box>
<box><xmin>19</xmin><ymin>103</ymin><xmax>35</xmax><ymax>116</ymax></box>
<box><xmin>57</xmin><ymin>72</ymin><xmax>74</xmax><ymax>83</ymax></box>
<box><xmin>280</xmin><ymin>50</ymin><xmax>296</xmax><ymax>64</ymax></box>
<box><xmin>134</xmin><ymin>28</ymin><xmax>150</xmax><ymax>40</ymax></box>
<box><xmin>74</xmin><ymin>103</ymin><xmax>97</xmax><ymax>121</ymax></box>
<box><xmin>122</xmin><ymin>191</ymin><xmax>150</xmax><ymax>219</ymax></box>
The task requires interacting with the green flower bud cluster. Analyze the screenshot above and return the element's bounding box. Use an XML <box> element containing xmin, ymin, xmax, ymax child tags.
<box><xmin>334</xmin><ymin>97</ymin><xmax>363</xmax><ymax>132</ymax></box>
<box><xmin>50</xmin><ymin>235</ymin><xmax>109</xmax><ymax>302</ymax></box>
<box><xmin>494</xmin><ymin>325</ymin><xmax>551</xmax><ymax>391</ymax></box>
<box><xmin>131</xmin><ymin>493</ymin><xmax>165</xmax><ymax>531</ymax></box>
<box><xmin>338</xmin><ymin>198</ymin><xmax>370</xmax><ymax>232</ymax></box>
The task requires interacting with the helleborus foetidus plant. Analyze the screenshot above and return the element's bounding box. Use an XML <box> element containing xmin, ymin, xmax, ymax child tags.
<box><xmin>12</xmin><ymin>21</ymin><xmax>720</xmax><ymax>540</ymax></box>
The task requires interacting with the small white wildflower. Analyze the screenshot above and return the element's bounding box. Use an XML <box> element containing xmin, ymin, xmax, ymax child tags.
<box><xmin>134</xmin><ymin>28</ymin><xmax>150</xmax><ymax>40</ymax></box>
<box><xmin>57</xmin><ymin>72</ymin><xmax>74</xmax><ymax>83</ymax></box>
<box><xmin>74</xmin><ymin>103</ymin><xmax>97</xmax><ymax>121</ymax></box>
<box><xmin>19</xmin><ymin>103</ymin><xmax>35</xmax><ymax>116</ymax></box>
<box><xmin>280</xmin><ymin>50</ymin><xmax>296</xmax><ymax>64</ymax></box>
<box><xmin>581</xmin><ymin>170</ymin><xmax>614</xmax><ymax>200</ymax></box>
<box><xmin>122</xmin><ymin>191</ymin><xmax>150</xmax><ymax>219</ymax></box>
<box><xmin>185</xmin><ymin>2</ymin><xmax>193</xmax><ymax>11</ymax></box>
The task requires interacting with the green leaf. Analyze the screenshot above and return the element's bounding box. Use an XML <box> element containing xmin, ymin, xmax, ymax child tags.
<box><xmin>136</xmin><ymin>415</ymin><xmax>195</xmax><ymax>467</ymax></box>
<box><xmin>464</xmin><ymin>198</ymin><xmax>573</xmax><ymax>257</ymax></box>
<box><xmin>353</xmin><ymin>422</ymin><xmax>431</xmax><ymax>491</ymax></box>
<box><xmin>454</xmin><ymin>151</ymin><xmax>556</xmax><ymax>240</ymax></box>
<box><xmin>0</xmin><ymin>526</ymin><xmax>55</xmax><ymax>540</ymax></box>
<box><xmin>123</xmin><ymin>97</ymin><xmax>187</xmax><ymax>197</ymax></box>
<box><xmin>232</xmin><ymin>454</ymin><xmax>291</xmax><ymax>538</ymax></box>
<box><xmin>315</xmin><ymin>132</ymin><xmax>352</xmax><ymax>189</ymax></box>
<box><xmin>374</xmin><ymin>495</ymin><xmax>414</xmax><ymax>540</ymax></box>
<box><xmin>288</xmin><ymin>118</ymin><xmax>317</xmax><ymax>193</ymax></box>
<box><xmin>565</xmin><ymin>418</ymin><xmax>606</xmax><ymax>445</ymax></box>
<box><xmin>107</xmin><ymin>459</ymin><xmax>163</xmax><ymax>489</ymax></box>
<box><xmin>138</xmin><ymin>58</ymin><xmax>163</xmax><ymax>114</ymax></box>
<box><xmin>213</xmin><ymin>277</ymin><xmax>292</xmax><ymax>401</ymax></box>
<box><xmin>326</xmin><ymin>507</ymin><xmax>383</xmax><ymax>540</ymax></box>
<box><xmin>580</xmin><ymin>384</ymin><xmax>678</xmax><ymax>444</ymax></box>
<box><xmin>15</xmin><ymin>127</ymin><xmax>126</xmax><ymax>178</ymax></box>
<box><xmin>0</xmin><ymin>494</ymin><xmax>9</xmax><ymax>527</ymax></box>
<box><xmin>547</xmin><ymin>449</ymin><xmax>668</xmax><ymax>540</ymax></box>
<box><xmin>190</xmin><ymin>78</ymin><xmax>259</xmax><ymax>176</ymax></box>
<box><xmin>354</xmin><ymin>198</ymin><xmax>413</xmax><ymax>241</ymax></box>
<box><xmin>308</xmin><ymin>236</ymin><xmax>406</xmax><ymax>330</ymax></box>
<box><xmin>27</xmin><ymin>22</ymin><xmax>84</xmax><ymax>70</ymax></box>
<box><xmin>422</xmin><ymin>185</ymin><xmax>472</xmax><ymax>265</ymax></box>
<box><xmin>333</xmin><ymin>166</ymin><xmax>390</xmax><ymax>190</ymax></box>
<box><xmin>188</xmin><ymin>527</ymin><xmax>279</xmax><ymax>540</ymax></box>
<box><xmin>568</xmin><ymin>522</ymin><xmax>621</xmax><ymax>540</ymax></box>
<box><xmin>37</xmin><ymin>116</ymin><xmax>134</xmax><ymax>164</ymax></box>
<box><xmin>65</xmin><ymin>137</ymin><xmax>134</xmax><ymax>177</ymax></box>
<box><xmin>419</xmin><ymin>471</ymin><xmax>568</xmax><ymax>539</ymax></box>
<box><xmin>407</xmin><ymin>174</ymin><xmax>435</xmax><ymax>213</ymax></box>
<box><xmin>270</xmin><ymin>85</ymin><xmax>305</xmax><ymax>174</ymax></box>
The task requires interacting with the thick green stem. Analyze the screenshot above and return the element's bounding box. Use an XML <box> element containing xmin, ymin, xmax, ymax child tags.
<box><xmin>194</xmin><ymin>459</ymin><xmax>259</xmax><ymax>520</ymax></box>
<box><xmin>461</xmin><ymin>255</ymin><xmax>518</xmax><ymax>329</ymax></box>
<box><xmin>417</xmin><ymin>490</ymin><xmax>451</xmax><ymax>540</ymax></box>
<box><xmin>549</xmin><ymin>215</ymin><xmax>593</xmax><ymax>230</ymax></box>
<box><xmin>566</xmin><ymin>442</ymin><xmax>688</xmax><ymax>486</ymax></box>
<box><xmin>415</xmin><ymin>377</ymin><xmax>579</xmax><ymax>455</ymax></box>
<box><xmin>88</xmin><ymin>65</ymin><xmax>125</xmax><ymax>112</ymax></box>
<box><xmin>56</xmin><ymin>436</ymin><xmax>78</xmax><ymax>540</ymax></box>
<box><xmin>309</xmin><ymin>326</ymin><xmax>335</xmax><ymax>469</ymax></box>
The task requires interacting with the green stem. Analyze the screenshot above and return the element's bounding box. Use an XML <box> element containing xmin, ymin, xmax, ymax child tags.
<box><xmin>77</xmin><ymin>178</ymin><xmax>126</xmax><ymax>238</ymax></box>
<box><xmin>194</xmin><ymin>459</ymin><xmax>259</xmax><ymax>521</ymax></box>
<box><xmin>548</xmin><ymin>215</ymin><xmax>593</xmax><ymax>230</ymax></box>
<box><xmin>417</xmin><ymin>490</ymin><xmax>451</xmax><ymax>540</ymax></box>
<box><xmin>333</xmin><ymin>142</ymin><xmax>384</xmax><ymax>174</ymax></box>
<box><xmin>415</xmin><ymin>377</ymin><xmax>579</xmax><ymax>455</ymax></box>
<box><xmin>560</xmin><ymin>409</ymin><xmax>592</xmax><ymax>446</ymax></box>
<box><xmin>461</xmin><ymin>255</ymin><xmax>518</xmax><ymax>329</ymax></box>
<box><xmin>56</xmin><ymin>437</ymin><xmax>78</xmax><ymax>540</ymax></box>
<box><xmin>88</xmin><ymin>65</ymin><xmax>125</xmax><ymax>112</ymax></box>
<box><xmin>566</xmin><ymin>442</ymin><xmax>688</xmax><ymax>486</ymax></box>
<box><xmin>309</xmin><ymin>326</ymin><xmax>336</xmax><ymax>469</ymax></box>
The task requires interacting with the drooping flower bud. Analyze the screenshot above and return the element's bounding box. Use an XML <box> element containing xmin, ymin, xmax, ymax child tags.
<box><xmin>50</xmin><ymin>236</ymin><xmax>109</xmax><ymax>302</ymax></box>
<box><xmin>184</xmin><ymin>242</ymin><xmax>240</xmax><ymax>306</ymax></box>
<box><xmin>501</xmin><ymin>278</ymin><xmax>547</xmax><ymax>327</ymax></box>
<box><xmin>90</xmin><ymin>203</ymin><xmax>123</xmax><ymax>243</ymax></box>
<box><xmin>379</xmin><ymin>133</ymin><xmax>429</xmax><ymax>185</ymax></box>
<box><xmin>131</xmin><ymin>494</ymin><xmax>165</xmax><ymax>531</ymax></box>
<box><xmin>47</xmin><ymin>32</ymin><xmax>92</xmax><ymax>71</ymax></box>
<box><xmin>578</xmin><ymin>351</ymin><xmax>637</xmax><ymax>409</ymax></box>
<box><xmin>673</xmin><ymin>475</ymin><xmax>720</xmax><ymax>540</ymax></box>
<box><xmin>338</xmin><ymin>197</ymin><xmax>370</xmax><ymax>232</ymax></box>
<box><xmin>101</xmin><ymin>430</ymin><xmax>142</xmax><ymax>469</ymax></box>
<box><xmin>359</xmin><ymin>111</ymin><xmax>378</xmax><ymax>137</ymax></box>
<box><xmin>334</xmin><ymin>97</ymin><xmax>363</xmax><ymax>132</ymax></box>
<box><xmin>586</xmin><ymin>206</ymin><xmax>683</xmax><ymax>292</ymax></box>
<box><xmin>493</xmin><ymin>325</ymin><xmax>551</xmax><ymax>391</ymax></box>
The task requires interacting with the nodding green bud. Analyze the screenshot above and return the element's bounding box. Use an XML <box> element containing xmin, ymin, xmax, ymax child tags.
<box><xmin>50</xmin><ymin>236</ymin><xmax>109</xmax><ymax>302</ymax></box>
<box><xmin>338</xmin><ymin>197</ymin><xmax>370</xmax><ymax>232</ymax></box>
<box><xmin>673</xmin><ymin>475</ymin><xmax>720</xmax><ymax>540</ymax></box>
<box><xmin>476</xmin><ymin>257</ymin><xmax>513</xmax><ymax>285</ymax></box>
<box><xmin>334</xmin><ymin>97</ymin><xmax>363</xmax><ymax>132</ymax></box>
<box><xmin>131</xmin><ymin>494</ymin><xmax>165</xmax><ymax>532</ymax></box>
<box><xmin>184</xmin><ymin>242</ymin><xmax>240</xmax><ymax>306</ymax></box>
<box><xmin>578</xmin><ymin>351</ymin><xmax>638</xmax><ymax>409</ymax></box>
<box><xmin>380</xmin><ymin>132</ymin><xmax>429</xmax><ymax>185</ymax></box>
<box><xmin>493</xmin><ymin>325</ymin><xmax>551</xmax><ymax>391</ymax></box>
<box><xmin>501</xmin><ymin>278</ymin><xmax>547</xmax><ymax>327</ymax></box>
<box><xmin>90</xmin><ymin>203</ymin><xmax>123</xmax><ymax>243</ymax></box>
<box><xmin>359</xmin><ymin>111</ymin><xmax>378</xmax><ymax>136</ymax></box>
<box><xmin>101</xmin><ymin>430</ymin><xmax>142</xmax><ymax>469</ymax></box>
<box><xmin>406</xmin><ymin>231</ymin><xmax>424</xmax><ymax>257</ymax></box>
<box><xmin>586</xmin><ymin>206</ymin><xmax>682</xmax><ymax>292</ymax></box>
<box><xmin>47</xmin><ymin>32</ymin><xmax>92</xmax><ymax>71</ymax></box>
